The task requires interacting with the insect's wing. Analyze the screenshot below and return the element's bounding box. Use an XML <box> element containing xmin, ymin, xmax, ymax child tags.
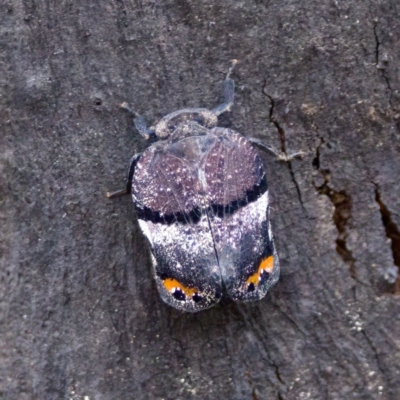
<box><xmin>204</xmin><ymin>129</ymin><xmax>280</xmax><ymax>301</ymax></box>
<box><xmin>138</xmin><ymin>215</ymin><xmax>222</xmax><ymax>312</ymax></box>
<box><xmin>132</xmin><ymin>143</ymin><xmax>222</xmax><ymax>312</ymax></box>
<box><xmin>211</xmin><ymin>191</ymin><xmax>280</xmax><ymax>301</ymax></box>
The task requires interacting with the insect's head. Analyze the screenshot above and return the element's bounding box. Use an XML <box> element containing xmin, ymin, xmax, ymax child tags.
<box><xmin>151</xmin><ymin>108</ymin><xmax>219</xmax><ymax>140</ymax></box>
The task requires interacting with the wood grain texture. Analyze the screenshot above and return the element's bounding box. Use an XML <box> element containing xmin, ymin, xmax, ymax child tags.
<box><xmin>1</xmin><ymin>1</ymin><xmax>400</xmax><ymax>399</ymax></box>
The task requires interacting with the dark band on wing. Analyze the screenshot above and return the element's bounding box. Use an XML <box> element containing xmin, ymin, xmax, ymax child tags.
<box><xmin>136</xmin><ymin>175</ymin><xmax>268</xmax><ymax>225</ymax></box>
<box><xmin>136</xmin><ymin>205</ymin><xmax>202</xmax><ymax>225</ymax></box>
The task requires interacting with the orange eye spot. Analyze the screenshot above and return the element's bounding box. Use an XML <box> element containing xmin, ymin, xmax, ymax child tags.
<box><xmin>163</xmin><ymin>278</ymin><xmax>197</xmax><ymax>297</ymax></box>
<box><xmin>246</xmin><ymin>256</ymin><xmax>274</xmax><ymax>286</ymax></box>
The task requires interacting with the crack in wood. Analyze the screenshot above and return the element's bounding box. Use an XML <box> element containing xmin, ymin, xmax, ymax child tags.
<box><xmin>319</xmin><ymin>183</ymin><xmax>356</xmax><ymax>279</ymax></box>
<box><xmin>373</xmin><ymin>21</ymin><xmax>380</xmax><ymax>66</ymax></box>
<box><xmin>262</xmin><ymin>85</ymin><xmax>305</xmax><ymax>210</ymax></box>
<box><xmin>374</xmin><ymin>187</ymin><xmax>400</xmax><ymax>294</ymax></box>
<box><xmin>373</xmin><ymin>21</ymin><xmax>394</xmax><ymax>110</ymax></box>
<box><xmin>361</xmin><ymin>330</ymin><xmax>385</xmax><ymax>375</ymax></box>
<box><xmin>312</xmin><ymin>144</ymin><xmax>358</xmax><ymax>280</ymax></box>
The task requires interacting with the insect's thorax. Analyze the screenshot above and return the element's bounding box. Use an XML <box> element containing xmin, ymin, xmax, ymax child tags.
<box><xmin>154</xmin><ymin>109</ymin><xmax>218</xmax><ymax>139</ymax></box>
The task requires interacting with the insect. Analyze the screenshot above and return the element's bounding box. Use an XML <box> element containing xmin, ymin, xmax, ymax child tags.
<box><xmin>108</xmin><ymin>61</ymin><xmax>280</xmax><ymax>312</ymax></box>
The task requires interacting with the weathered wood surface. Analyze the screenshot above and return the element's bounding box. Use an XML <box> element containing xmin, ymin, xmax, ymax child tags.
<box><xmin>1</xmin><ymin>1</ymin><xmax>400</xmax><ymax>399</ymax></box>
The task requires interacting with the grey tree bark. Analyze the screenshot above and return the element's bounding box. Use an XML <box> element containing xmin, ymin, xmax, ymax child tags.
<box><xmin>1</xmin><ymin>1</ymin><xmax>400</xmax><ymax>399</ymax></box>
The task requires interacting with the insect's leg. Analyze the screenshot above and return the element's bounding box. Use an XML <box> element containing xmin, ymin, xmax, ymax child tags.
<box><xmin>248</xmin><ymin>138</ymin><xmax>305</xmax><ymax>161</ymax></box>
<box><xmin>212</xmin><ymin>60</ymin><xmax>237</xmax><ymax>116</ymax></box>
<box><xmin>120</xmin><ymin>102</ymin><xmax>156</xmax><ymax>139</ymax></box>
<box><xmin>107</xmin><ymin>153</ymin><xmax>141</xmax><ymax>198</ymax></box>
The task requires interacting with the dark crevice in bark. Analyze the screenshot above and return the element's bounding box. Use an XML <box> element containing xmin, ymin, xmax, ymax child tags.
<box><xmin>373</xmin><ymin>21</ymin><xmax>380</xmax><ymax>66</ymax></box>
<box><xmin>374</xmin><ymin>22</ymin><xmax>393</xmax><ymax>110</ymax></box>
<box><xmin>374</xmin><ymin>187</ymin><xmax>400</xmax><ymax>294</ymax></box>
<box><xmin>272</xmin><ymin>363</ymin><xmax>285</xmax><ymax>385</ymax></box>
<box><xmin>382</xmin><ymin>74</ymin><xmax>394</xmax><ymax>109</ymax></box>
<box><xmin>313</xmin><ymin>148</ymin><xmax>357</xmax><ymax>280</ymax></box>
<box><xmin>312</xmin><ymin>137</ymin><xmax>324</xmax><ymax>170</ymax></box>
<box><xmin>321</xmin><ymin>185</ymin><xmax>356</xmax><ymax>279</ymax></box>
<box><xmin>361</xmin><ymin>330</ymin><xmax>385</xmax><ymax>375</ymax></box>
<box><xmin>262</xmin><ymin>86</ymin><xmax>304</xmax><ymax>210</ymax></box>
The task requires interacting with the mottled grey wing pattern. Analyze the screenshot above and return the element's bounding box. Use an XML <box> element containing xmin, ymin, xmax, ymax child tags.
<box><xmin>201</xmin><ymin>128</ymin><xmax>266</xmax><ymax>207</ymax></box>
<box><xmin>203</xmin><ymin>129</ymin><xmax>280</xmax><ymax>301</ymax></box>
<box><xmin>132</xmin><ymin>146</ymin><xmax>200</xmax><ymax>223</ymax></box>
<box><xmin>132</xmin><ymin>133</ymin><xmax>222</xmax><ymax>312</ymax></box>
